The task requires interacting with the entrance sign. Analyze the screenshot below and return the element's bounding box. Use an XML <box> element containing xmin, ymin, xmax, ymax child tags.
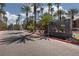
<box><xmin>64</xmin><ymin>19</ymin><xmax>72</xmax><ymax>34</ymax></box>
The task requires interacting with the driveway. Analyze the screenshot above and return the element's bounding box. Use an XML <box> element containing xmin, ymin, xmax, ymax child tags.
<box><xmin>0</xmin><ymin>31</ymin><xmax>79</xmax><ymax>56</ymax></box>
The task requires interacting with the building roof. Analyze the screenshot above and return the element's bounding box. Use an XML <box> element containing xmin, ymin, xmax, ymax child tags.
<box><xmin>74</xmin><ymin>16</ymin><xmax>79</xmax><ymax>21</ymax></box>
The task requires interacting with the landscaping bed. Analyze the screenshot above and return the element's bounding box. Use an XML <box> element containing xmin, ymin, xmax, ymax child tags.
<box><xmin>48</xmin><ymin>31</ymin><xmax>79</xmax><ymax>45</ymax></box>
<box><xmin>44</xmin><ymin>32</ymin><xmax>72</xmax><ymax>40</ymax></box>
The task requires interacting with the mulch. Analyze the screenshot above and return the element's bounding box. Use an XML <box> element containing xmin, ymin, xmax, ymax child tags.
<box><xmin>34</xmin><ymin>31</ymin><xmax>79</xmax><ymax>45</ymax></box>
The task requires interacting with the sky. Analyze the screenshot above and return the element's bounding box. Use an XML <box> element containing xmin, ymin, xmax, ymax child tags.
<box><xmin>4</xmin><ymin>3</ymin><xmax>79</xmax><ymax>15</ymax></box>
<box><xmin>3</xmin><ymin>3</ymin><xmax>79</xmax><ymax>24</ymax></box>
<box><xmin>5</xmin><ymin>3</ymin><xmax>23</xmax><ymax>15</ymax></box>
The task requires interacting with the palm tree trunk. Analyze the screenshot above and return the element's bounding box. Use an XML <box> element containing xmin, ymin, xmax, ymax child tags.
<box><xmin>59</xmin><ymin>14</ymin><xmax>61</xmax><ymax>25</ymax></box>
<box><xmin>51</xmin><ymin>8</ymin><xmax>53</xmax><ymax>15</ymax></box>
<box><xmin>34</xmin><ymin>4</ymin><xmax>37</xmax><ymax>32</ymax></box>
<box><xmin>1</xmin><ymin>6</ymin><xmax>3</xmax><ymax>10</ymax></box>
<box><xmin>38</xmin><ymin>12</ymin><xmax>39</xmax><ymax>20</ymax></box>
<box><xmin>58</xmin><ymin>13</ymin><xmax>60</xmax><ymax>32</ymax></box>
<box><xmin>41</xmin><ymin>8</ymin><xmax>43</xmax><ymax>16</ymax></box>
<box><xmin>57</xmin><ymin>5</ymin><xmax>60</xmax><ymax>32</ymax></box>
<box><xmin>26</xmin><ymin>12</ymin><xmax>28</xmax><ymax>29</ymax></box>
<box><xmin>48</xmin><ymin>6</ymin><xmax>51</xmax><ymax>14</ymax></box>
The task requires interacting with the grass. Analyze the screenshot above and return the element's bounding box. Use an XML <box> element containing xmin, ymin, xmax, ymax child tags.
<box><xmin>73</xmin><ymin>33</ymin><xmax>79</xmax><ymax>42</ymax></box>
<box><xmin>75</xmin><ymin>38</ymin><xmax>79</xmax><ymax>42</ymax></box>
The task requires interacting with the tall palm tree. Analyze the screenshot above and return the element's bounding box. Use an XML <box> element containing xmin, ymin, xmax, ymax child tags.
<box><xmin>0</xmin><ymin>3</ymin><xmax>7</xmax><ymax>30</ymax></box>
<box><xmin>0</xmin><ymin>3</ymin><xmax>6</xmax><ymax>17</ymax></box>
<box><xmin>47</xmin><ymin>3</ymin><xmax>52</xmax><ymax>14</ymax></box>
<box><xmin>0</xmin><ymin>9</ymin><xmax>6</xmax><ymax>21</ymax></box>
<box><xmin>54</xmin><ymin>10</ymin><xmax>65</xmax><ymax>32</ymax></box>
<box><xmin>21</xmin><ymin>4</ymin><xmax>31</xmax><ymax>29</ymax></box>
<box><xmin>55</xmin><ymin>3</ymin><xmax>61</xmax><ymax>19</ymax></box>
<box><xmin>68</xmin><ymin>8</ymin><xmax>78</xmax><ymax>20</ymax></box>
<box><xmin>51</xmin><ymin>8</ymin><xmax>54</xmax><ymax>16</ymax></box>
<box><xmin>40</xmin><ymin>3</ymin><xmax>44</xmax><ymax>16</ymax></box>
<box><xmin>16</xmin><ymin>15</ymin><xmax>20</xmax><ymax>25</ymax></box>
<box><xmin>0</xmin><ymin>3</ymin><xmax>5</xmax><ymax>10</ymax></box>
<box><xmin>54</xmin><ymin>10</ymin><xmax>65</xmax><ymax>22</ymax></box>
<box><xmin>37</xmin><ymin>10</ymin><xmax>40</xmax><ymax>20</ymax></box>
<box><xmin>0</xmin><ymin>3</ymin><xmax>6</xmax><ymax>23</ymax></box>
<box><xmin>55</xmin><ymin>3</ymin><xmax>62</xmax><ymax>32</ymax></box>
<box><xmin>55</xmin><ymin>3</ymin><xmax>60</xmax><ymax>9</ymax></box>
<box><xmin>40</xmin><ymin>7</ymin><xmax>44</xmax><ymax>16</ymax></box>
<box><xmin>57</xmin><ymin>10</ymin><xmax>65</xmax><ymax>21</ymax></box>
<box><xmin>0</xmin><ymin>3</ymin><xmax>5</xmax><ymax>14</ymax></box>
<box><xmin>32</xmin><ymin>3</ymin><xmax>41</xmax><ymax>31</ymax></box>
<box><xmin>15</xmin><ymin>15</ymin><xmax>21</xmax><ymax>30</ymax></box>
<box><xmin>33</xmin><ymin>3</ymin><xmax>37</xmax><ymax>31</ymax></box>
<box><xmin>67</xmin><ymin>8</ymin><xmax>79</xmax><ymax>35</ymax></box>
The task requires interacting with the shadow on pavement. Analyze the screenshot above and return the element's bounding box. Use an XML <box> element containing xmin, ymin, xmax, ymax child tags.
<box><xmin>0</xmin><ymin>34</ymin><xmax>35</xmax><ymax>45</ymax></box>
<box><xmin>7</xmin><ymin>32</ymin><xmax>23</xmax><ymax>34</ymax></box>
<box><xmin>0</xmin><ymin>31</ymin><xmax>49</xmax><ymax>45</ymax></box>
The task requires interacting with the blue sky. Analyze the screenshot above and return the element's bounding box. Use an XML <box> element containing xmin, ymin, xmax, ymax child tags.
<box><xmin>4</xmin><ymin>3</ymin><xmax>79</xmax><ymax>15</ymax></box>
<box><xmin>5</xmin><ymin>3</ymin><xmax>23</xmax><ymax>15</ymax></box>
<box><xmin>61</xmin><ymin>3</ymin><xmax>79</xmax><ymax>9</ymax></box>
<box><xmin>3</xmin><ymin>3</ymin><xmax>79</xmax><ymax>24</ymax></box>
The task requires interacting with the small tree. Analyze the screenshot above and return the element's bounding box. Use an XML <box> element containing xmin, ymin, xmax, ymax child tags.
<box><xmin>39</xmin><ymin>13</ymin><xmax>53</xmax><ymax>30</ymax></box>
<box><xmin>27</xmin><ymin>20</ymin><xmax>35</xmax><ymax>32</ymax></box>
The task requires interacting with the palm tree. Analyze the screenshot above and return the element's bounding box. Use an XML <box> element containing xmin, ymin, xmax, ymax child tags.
<box><xmin>32</xmin><ymin>3</ymin><xmax>41</xmax><ymax>31</ymax></box>
<box><xmin>55</xmin><ymin>3</ymin><xmax>63</xmax><ymax>31</ymax></box>
<box><xmin>0</xmin><ymin>3</ymin><xmax>6</xmax><ymax>23</ymax></box>
<box><xmin>51</xmin><ymin>8</ymin><xmax>54</xmax><ymax>16</ymax></box>
<box><xmin>0</xmin><ymin>3</ymin><xmax>5</xmax><ymax>10</ymax></box>
<box><xmin>15</xmin><ymin>15</ymin><xmax>21</xmax><ymax>30</ymax></box>
<box><xmin>54</xmin><ymin>10</ymin><xmax>65</xmax><ymax>32</ymax></box>
<box><xmin>57</xmin><ymin>10</ymin><xmax>65</xmax><ymax>21</ymax></box>
<box><xmin>67</xmin><ymin>8</ymin><xmax>79</xmax><ymax>35</ymax></box>
<box><xmin>0</xmin><ymin>3</ymin><xmax>6</xmax><ymax>19</ymax></box>
<box><xmin>37</xmin><ymin>10</ymin><xmax>40</xmax><ymax>20</ymax></box>
<box><xmin>0</xmin><ymin>9</ymin><xmax>6</xmax><ymax>21</ymax></box>
<box><xmin>0</xmin><ymin>4</ymin><xmax>7</xmax><ymax>30</ymax></box>
<box><xmin>68</xmin><ymin>8</ymin><xmax>78</xmax><ymax>20</ymax></box>
<box><xmin>55</xmin><ymin>3</ymin><xmax>61</xmax><ymax>19</ymax></box>
<box><xmin>16</xmin><ymin>15</ymin><xmax>20</xmax><ymax>25</ymax></box>
<box><xmin>47</xmin><ymin>3</ymin><xmax>52</xmax><ymax>14</ymax></box>
<box><xmin>40</xmin><ymin>3</ymin><xmax>44</xmax><ymax>16</ymax></box>
<box><xmin>21</xmin><ymin>4</ymin><xmax>31</xmax><ymax>29</ymax></box>
<box><xmin>40</xmin><ymin>7</ymin><xmax>44</xmax><ymax>16</ymax></box>
<box><xmin>33</xmin><ymin>3</ymin><xmax>37</xmax><ymax>31</ymax></box>
<box><xmin>55</xmin><ymin>3</ymin><xmax>60</xmax><ymax>9</ymax></box>
<box><xmin>0</xmin><ymin>3</ymin><xmax>6</xmax><ymax>18</ymax></box>
<box><xmin>54</xmin><ymin>10</ymin><xmax>65</xmax><ymax>23</ymax></box>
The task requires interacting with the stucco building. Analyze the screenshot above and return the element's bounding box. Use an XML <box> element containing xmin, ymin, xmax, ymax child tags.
<box><xmin>73</xmin><ymin>16</ymin><xmax>79</xmax><ymax>28</ymax></box>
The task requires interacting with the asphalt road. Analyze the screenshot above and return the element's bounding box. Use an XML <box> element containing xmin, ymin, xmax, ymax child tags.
<box><xmin>0</xmin><ymin>31</ymin><xmax>79</xmax><ymax>56</ymax></box>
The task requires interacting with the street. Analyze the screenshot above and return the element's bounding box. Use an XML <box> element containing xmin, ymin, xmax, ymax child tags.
<box><xmin>0</xmin><ymin>31</ymin><xmax>79</xmax><ymax>56</ymax></box>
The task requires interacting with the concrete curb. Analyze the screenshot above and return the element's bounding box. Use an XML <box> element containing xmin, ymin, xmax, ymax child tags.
<box><xmin>33</xmin><ymin>31</ymin><xmax>79</xmax><ymax>45</ymax></box>
<box><xmin>48</xmin><ymin>37</ymin><xmax>79</xmax><ymax>45</ymax></box>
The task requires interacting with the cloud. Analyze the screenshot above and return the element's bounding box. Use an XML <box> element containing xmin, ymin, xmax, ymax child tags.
<box><xmin>43</xmin><ymin>5</ymin><xmax>66</xmax><ymax>14</ymax></box>
<box><xmin>52</xmin><ymin>5</ymin><xmax>57</xmax><ymax>11</ymax></box>
<box><xmin>30</xmin><ymin>6</ymin><xmax>34</xmax><ymax>13</ymax></box>
<box><xmin>20</xmin><ymin>12</ymin><xmax>33</xmax><ymax>19</ymax></box>
<box><xmin>43</xmin><ymin>7</ymin><xmax>48</xmax><ymax>13</ymax></box>
<box><xmin>20</xmin><ymin>5</ymin><xmax>67</xmax><ymax>18</ymax></box>
<box><xmin>5</xmin><ymin>11</ymin><xmax>18</xmax><ymax>25</ymax></box>
<box><xmin>5</xmin><ymin>5</ymin><xmax>68</xmax><ymax>25</ymax></box>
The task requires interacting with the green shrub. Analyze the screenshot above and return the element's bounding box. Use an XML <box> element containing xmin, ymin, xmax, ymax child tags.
<box><xmin>0</xmin><ymin>22</ymin><xmax>7</xmax><ymax>30</ymax></box>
